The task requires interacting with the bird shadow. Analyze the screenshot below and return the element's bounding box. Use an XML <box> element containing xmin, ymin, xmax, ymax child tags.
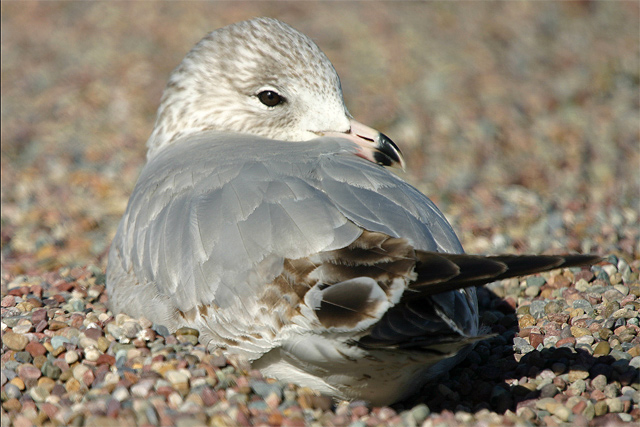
<box><xmin>391</xmin><ymin>286</ymin><xmax>638</xmax><ymax>419</ymax></box>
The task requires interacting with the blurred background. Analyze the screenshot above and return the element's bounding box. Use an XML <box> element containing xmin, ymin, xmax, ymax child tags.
<box><xmin>2</xmin><ymin>2</ymin><xmax>638</xmax><ymax>276</ymax></box>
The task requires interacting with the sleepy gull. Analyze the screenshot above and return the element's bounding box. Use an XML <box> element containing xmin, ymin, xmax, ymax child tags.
<box><xmin>107</xmin><ymin>17</ymin><xmax>599</xmax><ymax>405</ymax></box>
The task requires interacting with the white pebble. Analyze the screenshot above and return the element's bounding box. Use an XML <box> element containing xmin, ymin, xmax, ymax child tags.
<box><xmin>112</xmin><ymin>386</ymin><xmax>130</xmax><ymax>401</ymax></box>
<box><xmin>65</xmin><ymin>350</ymin><xmax>79</xmax><ymax>364</ymax></box>
<box><xmin>84</xmin><ymin>347</ymin><xmax>101</xmax><ymax>362</ymax></box>
<box><xmin>73</xmin><ymin>364</ymin><xmax>90</xmax><ymax>382</ymax></box>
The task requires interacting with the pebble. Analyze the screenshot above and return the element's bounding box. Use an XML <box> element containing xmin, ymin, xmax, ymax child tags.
<box><xmin>513</xmin><ymin>337</ymin><xmax>534</xmax><ymax>353</ymax></box>
<box><xmin>607</xmin><ymin>398</ymin><xmax>624</xmax><ymax>413</ymax></box>
<box><xmin>65</xmin><ymin>350</ymin><xmax>79</xmax><ymax>365</ymax></box>
<box><xmin>131</xmin><ymin>379</ymin><xmax>155</xmax><ymax>398</ymax></box>
<box><xmin>166</xmin><ymin>370</ymin><xmax>190</xmax><ymax>392</ymax></box>
<box><xmin>593</xmin><ymin>341</ymin><xmax>611</xmax><ymax>355</ymax></box>
<box><xmin>0</xmin><ymin>246</ymin><xmax>638</xmax><ymax>427</ymax></box>
<box><xmin>29</xmin><ymin>386</ymin><xmax>49</xmax><ymax>403</ymax></box>
<box><xmin>24</xmin><ymin>341</ymin><xmax>46</xmax><ymax>358</ymax></box>
<box><xmin>539</xmin><ymin>383</ymin><xmax>558</xmax><ymax>398</ymax></box>
<box><xmin>18</xmin><ymin>364</ymin><xmax>42</xmax><ymax>381</ymax></box>
<box><xmin>50</xmin><ymin>336</ymin><xmax>71</xmax><ymax>349</ymax></box>
<box><xmin>4</xmin><ymin>383</ymin><xmax>22</xmax><ymax>399</ymax></box>
<box><xmin>3</xmin><ymin>332</ymin><xmax>29</xmax><ymax>351</ymax></box>
<box><xmin>529</xmin><ymin>301</ymin><xmax>547</xmax><ymax>319</ymax></box>
<box><xmin>592</xmin><ymin>374</ymin><xmax>607</xmax><ymax>391</ymax></box>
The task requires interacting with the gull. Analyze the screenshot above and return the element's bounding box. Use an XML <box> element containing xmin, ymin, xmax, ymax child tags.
<box><xmin>106</xmin><ymin>17</ymin><xmax>599</xmax><ymax>405</ymax></box>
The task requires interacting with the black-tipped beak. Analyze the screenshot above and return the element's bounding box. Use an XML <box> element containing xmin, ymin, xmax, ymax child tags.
<box><xmin>372</xmin><ymin>132</ymin><xmax>404</xmax><ymax>168</ymax></box>
<box><xmin>319</xmin><ymin>119</ymin><xmax>405</xmax><ymax>169</ymax></box>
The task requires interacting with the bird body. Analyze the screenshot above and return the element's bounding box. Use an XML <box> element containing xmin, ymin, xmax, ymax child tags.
<box><xmin>107</xmin><ymin>17</ymin><xmax>598</xmax><ymax>405</ymax></box>
<box><xmin>107</xmin><ymin>132</ymin><xmax>478</xmax><ymax>404</ymax></box>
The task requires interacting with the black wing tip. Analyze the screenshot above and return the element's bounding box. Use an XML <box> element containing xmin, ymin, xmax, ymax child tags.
<box><xmin>557</xmin><ymin>254</ymin><xmax>604</xmax><ymax>268</ymax></box>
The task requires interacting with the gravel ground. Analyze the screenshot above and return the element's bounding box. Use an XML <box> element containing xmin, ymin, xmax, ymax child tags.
<box><xmin>2</xmin><ymin>2</ymin><xmax>639</xmax><ymax>426</ymax></box>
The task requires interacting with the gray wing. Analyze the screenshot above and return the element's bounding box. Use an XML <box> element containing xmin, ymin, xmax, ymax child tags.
<box><xmin>107</xmin><ymin>131</ymin><xmax>470</xmax><ymax>334</ymax></box>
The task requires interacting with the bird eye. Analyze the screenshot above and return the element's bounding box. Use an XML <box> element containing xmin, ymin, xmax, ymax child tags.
<box><xmin>257</xmin><ymin>90</ymin><xmax>284</xmax><ymax>107</ymax></box>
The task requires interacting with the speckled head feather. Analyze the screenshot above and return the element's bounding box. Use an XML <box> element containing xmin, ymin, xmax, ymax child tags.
<box><xmin>147</xmin><ymin>18</ymin><xmax>350</xmax><ymax>158</ymax></box>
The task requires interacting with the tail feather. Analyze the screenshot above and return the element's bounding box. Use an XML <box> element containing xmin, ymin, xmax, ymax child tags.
<box><xmin>410</xmin><ymin>252</ymin><xmax>601</xmax><ymax>296</ymax></box>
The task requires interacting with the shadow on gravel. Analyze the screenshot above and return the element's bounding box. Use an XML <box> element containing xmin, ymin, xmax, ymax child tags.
<box><xmin>391</xmin><ymin>287</ymin><xmax>638</xmax><ymax>421</ymax></box>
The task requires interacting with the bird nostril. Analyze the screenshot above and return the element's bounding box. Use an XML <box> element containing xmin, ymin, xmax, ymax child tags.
<box><xmin>355</xmin><ymin>134</ymin><xmax>375</xmax><ymax>143</ymax></box>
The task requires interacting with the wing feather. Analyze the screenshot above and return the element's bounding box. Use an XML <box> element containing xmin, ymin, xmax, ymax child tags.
<box><xmin>108</xmin><ymin>132</ymin><xmax>465</xmax><ymax>329</ymax></box>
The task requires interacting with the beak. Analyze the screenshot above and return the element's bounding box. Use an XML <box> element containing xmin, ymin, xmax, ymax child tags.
<box><xmin>318</xmin><ymin>119</ymin><xmax>405</xmax><ymax>169</ymax></box>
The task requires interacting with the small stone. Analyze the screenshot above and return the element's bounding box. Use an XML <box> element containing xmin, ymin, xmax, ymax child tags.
<box><xmin>571</xmin><ymin>326</ymin><xmax>591</xmax><ymax>338</ymax></box>
<box><xmin>65</xmin><ymin>378</ymin><xmax>82</xmax><ymax>393</ymax></box>
<box><xmin>594</xmin><ymin>400</ymin><xmax>608</xmax><ymax>416</ymax></box>
<box><xmin>84</xmin><ymin>347</ymin><xmax>101</xmax><ymax>362</ymax></box>
<box><xmin>78</xmin><ymin>336</ymin><xmax>98</xmax><ymax>349</ymax></box>
<box><xmin>556</xmin><ymin>337</ymin><xmax>576</xmax><ymax>348</ymax></box>
<box><xmin>96</xmin><ymin>354</ymin><xmax>116</xmax><ymax>366</ymax></box>
<box><xmin>3</xmin><ymin>332</ymin><xmax>28</xmax><ymax>351</ymax></box>
<box><xmin>573</xmin><ymin>299</ymin><xmax>592</xmax><ymax>310</ymax></box>
<box><xmin>131</xmin><ymin>379</ymin><xmax>155</xmax><ymax>398</ymax></box>
<box><xmin>48</xmin><ymin>320</ymin><xmax>69</xmax><ymax>331</ymax></box>
<box><xmin>518</xmin><ymin>314</ymin><xmax>536</xmax><ymax>328</ymax></box>
<box><xmin>9</xmin><ymin>377</ymin><xmax>24</xmax><ymax>390</ymax></box>
<box><xmin>593</xmin><ymin>341</ymin><xmax>611</xmax><ymax>356</ymax></box>
<box><xmin>592</xmin><ymin>374</ymin><xmax>607</xmax><ymax>391</ymax></box>
<box><xmin>152</xmin><ymin>324</ymin><xmax>171</xmax><ymax>337</ymax></box>
<box><xmin>84</xmin><ymin>327</ymin><xmax>103</xmax><ymax>340</ymax></box>
<box><xmin>583</xmin><ymin>401</ymin><xmax>596</xmax><ymax>420</ymax></box>
<box><xmin>29</xmin><ymin>386</ymin><xmax>49</xmax><ymax>403</ymax></box>
<box><xmin>409</xmin><ymin>403</ymin><xmax>431</xmax><ymax>425</ymax></box>
<box><xmin>112</xmin><ymin>386</ymin><xmax>130</xmax><ymax>401</ymax></box>
<box><xmin>530</xmin><ymin>333</ymin><xmax>544</xmax><ymax>349</ymax></box>
<box><xmin>121</xmin><ymin>321</ymin><xmax>142</xmax><ymax>339</ymax></box>
<box><xmin>525</xmin><ymin>286</ymin><xmax>541</xmax><ymax>297</ymax></box>
<box><xmin>619</xmin><ymin>414</ymin><xmax>634</xmax><ymax>422</ymax></box>
<box><xmin>545</xmin><ymin>301</ymin><xmax>562</xmax><ymax>314</ymax></box>
<box><xmin>97</xmin><ymin>337</ymin><xmax>110</xmax><ymax>352</ymax></box>
<box><xmin>576</xmin><ymin>335</ymin><xmax>595</xmax><ymax>345</ymax></box>
<box><xmin>612</xmin><ymin>308</ymin><xmax>630</xmax><ymax>319</ymax></box>
<box><xmin>50</xmin><ymin>336</ymin><xmax>71</xmax><ymax>350</ymax></box>
<box><xmin>72</xmin><ymin>364</ymin><xmax>90</xmax><ymax>382</ymax></box>
<box><xmin>606</xmin><ymin>398</ymin><xmax>623</xmax><ymax>413</ymax></box>
<box><xmin>41</xmin><ymin>361</ymin><xmax>62</xmax><ymax>380</ymax></box>
<box><xmin>513</xmin><ymin>337</ymin><xmax>534</xmax><ymax>353</ymax></box>
<box><xmin>165</xmin><ymin>370</ymin><xmax>190</xmax><ymax>392</ymax></box>
<box><xmin>550</xmin><ymin>404</ymin><xmax>571</xmax><ymax>422</ymax></box>
<box><xmin>591</xmin><ymin>389</ymin><xmax>607</xmax><ymax>401</ymax></box>
<box><xmin>2</xmin><ymin>398</ymin><xmax>21</xmax><ymax>412</ymax></box>
<box><xmin>516</xmin><ymin>407</ymin><xmax>536</xmax><ymax>420</ymax></box>
<box><xmin>535</xmin><ymin>397</ymin><xmax>556</xmax><ymax>411</ymax></box>
<box><xmin>14</xmin><ymin>351</ymin><xmax>32</xmax><ymax>364</ymax></box>
<box><xmin>529</xmin><ymin>301</ymin><xmax>546</xmax><ymax>319</ymax></box>
<box><xmin>265</xmin><ymin>391</ymin><xmax>281</xmax><ymax>409</ymax></box>
<box><xmin>18</xmin><ymin>364</ymin><xmax>42</xmax><ymax>381</ymax></box>
<box><xmin>251</xmin><ymin>380</ymin><xmax>282</xmax><ymax>399</ymax></box>
<box><xmin>105</xmin><ymin>323</ymin><xmax>124</xmax><ymax>340</ymax></box>
<box><xmin>610</xmin><ymin>349</ymin><xmax>632</xmax><ymax>361</ymax></box>
<box><xmin>65</xmin><ymin>350</ymin><xmax>79</xmax><ymax>365</ymax></box>
<box><xmin>604</xmin><ymin>383</ymin><xmax>620</xmax><ymax>398</ymax></box>
<box><xmin>539</xmin><ymin>383</ymin><xmax>558</xmax><ymax>398</ymax></box>
<box><xmin>4</xmin><ymin>383</ymin><xmax>21</xmax><ymax>399</ymax></box>
<box><xmin>176</xmin><ymin>327</ymin><xmax>199</xmax><ymax>338</ymax></box>
<box><xmin>568</xmin><ymin>369</ymin><xmax>589</xmax><ymax>382</ymax></box>
<box><xmin>37</xmin><ymin>377</ymin><xmax>56</xmax><ymax>392</ymax></box>
<box><xmin>25</xmin><ymin>341</ymin><xmax>46</xmax><ymax>357</ymax></box>
<box><xmin>570</xmin><ymin>308</ymin><xmax>585</xmax><ymax>318</ymax></box>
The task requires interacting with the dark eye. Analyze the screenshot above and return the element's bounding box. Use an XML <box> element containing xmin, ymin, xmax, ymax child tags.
<box><xmin>258</xmin><ymin>90</ymin><xmax>284</xmax><ymax>107</ymax></box>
